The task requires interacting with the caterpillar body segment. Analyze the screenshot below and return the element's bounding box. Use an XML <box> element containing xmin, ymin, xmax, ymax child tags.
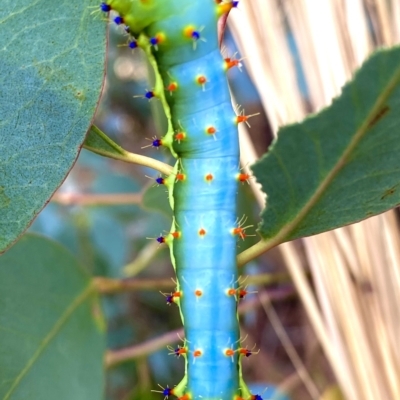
<box><xmin>101</xmin><ymin>1</ymin><xmax>258</xmax><ymax>399</ymax></box>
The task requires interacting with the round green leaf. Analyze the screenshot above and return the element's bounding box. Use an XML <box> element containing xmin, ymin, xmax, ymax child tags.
<box><xmin>0</xmin><ymin>0</ymin><xmax>106</xmax><ymax>252</ymax></box>
<box><xmin>0</xmin><ymin>234</ymin><xmax>105</xmax><ymax>400</ymax></box>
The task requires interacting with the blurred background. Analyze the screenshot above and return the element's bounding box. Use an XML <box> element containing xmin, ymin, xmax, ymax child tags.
<box><xmin>29</xmin><ymin>1</ymin><xmax>400</xmax><ymax>399</ymax></box>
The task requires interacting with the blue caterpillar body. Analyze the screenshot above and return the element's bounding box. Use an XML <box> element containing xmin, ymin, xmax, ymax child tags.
<box><xmin>101</xmin><ymin>1</ymin><xmax>258</xmax><ymax>399</ymax></box>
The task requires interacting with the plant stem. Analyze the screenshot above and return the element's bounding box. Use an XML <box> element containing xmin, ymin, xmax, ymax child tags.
<box><xmin>105</xmin><ymin>328</ymin><xmax>183</xmax><ymax>368</ymax></box>
<box><xmin>94</xmin><ymin>272</ymin><xmax>292</xmax><ymax>294</ymax></box>
<box><xmin>51</xmin><ymin>192</ymin><xmax>142</xmax><ymax>206</ymax></box>
<box><xmin>237</xmin><ymin>238</ymin><xmax>279</xmax><ymax>267</ymax></box>
<box><xmin>124</xmin><ymin>240</ymin><xmax>162</xmax><ymax>277</ymax></box>
<box><xmin>94</xmin><ymin>277</ymin><xmax>174</xmax><ymax>293</ymax></box>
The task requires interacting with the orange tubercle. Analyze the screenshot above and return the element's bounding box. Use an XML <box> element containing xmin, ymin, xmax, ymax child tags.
<box><xmin>233</xmin><ymin>227</ymin><xmax>246</xmax><ymax>240</ymax></box>
<box><xmin>205</xmin><ymin>173</ymin><xmax>213</xmax><ymax>182</ymax></box>
<box><xmin>224</xmin><ymin>57</ymin><xmax>240</xmax><ymax>70</ymax></box>
<box><xmin>178</xmin><ymin>395</ymin><xmax>191</xmax><ymax>400</ymax></box>
<box><xmin>171</xmin><ymin>231</ymin><xmax>181</xmax><ymax>239</ymax></box>
<box><xmin>176</xmin><ymin>347</ymin><xmax>187</xmax><ymax>356</ymax></box>
<box><xmin>239</xmin><ymin>347</ymin><xmax>256</xmax><ymax>357</ymax></box>
<box><xmin>166</xmin><ymin>81</ymin><xmax>178</xmax><ymax>93</ymax></box>
<box><xmin>198</xmin><ymin>228</ymin><xmax>206</xmax><ymax>236</ymax></box>
<box><xmin>176</xmin><ymin>173</ymin><xmax>186</xmax><ymax>181</ymax></box>
<box><xmin>195</xmin><ymin>289</ymin><xmax>203</xmax><ymax>297</ymax></box>
<box><xmin>206</xmin><ymin>126</ymin><xmax>216</xmax><ymax>135</ymax></box>
<box><xmin>225</xmin><ymin>348</ymin><xmax>235</xmax><ymax>357</ymax></box>
<box><xmin>193</xmin><ymin>349</ymin><xmax>202</xmax><ymax>357</ymax></box>
<box><xmin>237</xmin><ymin>173</ymin><xmax>251</xmax><ymax>182</ymax></box>
<box><xmin>235</xmin><ymin>110</ymin><xmax>260</xmax><ymax>127</ymax></box>
<box><xmin>227</xmin><ymin>288</ymin><xmax>237</xmax><ymax>296</ymax></box>
<box><xmin>197</xmin><ymin>75</ymin><xmax>207</xmax><ymax>85</ymax></box>
<box><xmin>175</xmin><ymin>132</ymin><xmax>186</xmax><ymax>142</ymax></box>
<box><xmin>236</xmin><ymin>115</ymin><xmax>248</xmax><ymax>124</ymax></box>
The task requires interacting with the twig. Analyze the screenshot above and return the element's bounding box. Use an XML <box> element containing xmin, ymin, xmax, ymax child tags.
<box><xmin>51</xmin><ymin>192</ymin><xmax>142</xmax><ymax>206</ymax></box>
<box><xmin>124</xmin><ymin>240</ymin><xmax>163</xmax><ymax>277</ymax></box>
<box><xmin>105</xmin><ymin>328</ymin><xmax>184</xmax><ymax>368</ymax></box>
<box><xmin>94</xmin><ymin>277</ymin><xmax>174</xmax><ymax>293</ymax></box>
<box><xmin>94</xmin><ymin>272</ymin><xmax>292</xmax><ymax>294</ymax></box>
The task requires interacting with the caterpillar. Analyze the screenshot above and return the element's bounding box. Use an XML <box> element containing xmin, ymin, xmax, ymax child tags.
<box><xmin>100</xmin><ymin>1</ymin><xmax>260</xmax><ymax>399</ymax></box>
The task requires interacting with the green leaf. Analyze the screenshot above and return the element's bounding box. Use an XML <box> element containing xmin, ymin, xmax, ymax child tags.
<box><xmin>84</xmin><ymin>125</ymin><xmax>126</xmax><ymax>158</ymax></box>
<box><xmin>0</xmin><ymin>233</ymin><xmax>105</xmax><ymax>400</ymax></box>
<box><xmin>0</xmin><ymin>0</ymin><xmax>106</xmax><ymax>252</ymax></box>
<box><xmin>253</xmin><ymin>46</ymin><xmax>400</xmax><ymax>243</ymax></box>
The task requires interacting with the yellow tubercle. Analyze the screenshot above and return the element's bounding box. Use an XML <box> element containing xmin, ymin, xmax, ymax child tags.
<box><xmin>183</xmin><ymin>25</ymin><xmax>196</xmax><ymax>38</ymax></box>
<box><xmin>216</xmin><ymin>1</ymin><xmax>234</xmax><ymax>16</ymax></box>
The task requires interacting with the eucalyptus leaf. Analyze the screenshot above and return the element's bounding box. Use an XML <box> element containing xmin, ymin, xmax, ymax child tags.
<box><xmin>84</xmin><ymin>125</ymin><xmax>126</xmax><ymax>158</ymax></box>
<box><xmin>0</xmin><ymin>0</ymin><xmax>106</xmax><ymax>252</ymax></box>
<box><xmin>253</xmin><ymin>46</ymin><xmax>400</xmax><ymax>243</ymax></box>
<box><xmin>0</xmin><ymin>234</ymin><xmax>105</xmax><ymax>400</ymax></box>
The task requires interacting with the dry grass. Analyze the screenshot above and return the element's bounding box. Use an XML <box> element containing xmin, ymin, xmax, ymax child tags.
<box><xmin>229</xmin><ymin>0</ymin><xmax>400</xmax><ymax>398</ymax></box>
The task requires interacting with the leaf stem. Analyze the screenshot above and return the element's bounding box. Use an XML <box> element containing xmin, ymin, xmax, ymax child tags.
<box><xmin>121</xmin><ymin>151</ymin><xmax>173</xmax><ymax>176</ymax></box>
<box><xmin>237</xmin><ymin>238</ymin><xmax>280</xmax><ymax>267</ymax></box>
<box><xmin>83</xmin><ymin>125</ymin><xmax>173</xmax><ymax>176</ymax></box>
<box><xmin>124</xmin><ymin>240</ymin><xmax>163</xmax><ymax>277</ymax></box>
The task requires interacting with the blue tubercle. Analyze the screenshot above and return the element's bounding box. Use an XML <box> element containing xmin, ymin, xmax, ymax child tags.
<box><xmin>150</xmin><ymin>36</ymin><xmax>159</xmax><ymax>46</ymax></box>
<box><xmin>128</xmin><ymin>40</ymin><xmax>138</xmax><ymax>49</ymax></box>
<box><xmin>156</xmin><ymin>236</ymin><xmax>165</xmax><ymax>244</ymax></box>
<box><xmin>145</xmin><ymin>90</ymin><xmax>156</xmax><ymax>100</ymax></box>
<box><xmin>100</xmin><ymin>2</ymin><xmax>111</xmax><ymax>12</ymax></box>
<box><xmin>113</xmin><ymin>15</ymin><xmax>124</xmax><ymax>25</ymax></box>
